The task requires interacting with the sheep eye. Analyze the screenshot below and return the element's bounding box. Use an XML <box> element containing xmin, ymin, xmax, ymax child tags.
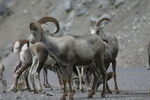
<box><xmin>32</xmin><ymin>33</ymin><xmax>36</xmax><ymax>36</ymax></box>
<box><xmin>89</xmin><ymin>31</ymin><xmax>91</xmax><ymax>34</ymax></box>
<box><xmin>96</xmin><ymin>31</ymin><xmax>99</xmax><ymax>35</ymax></box>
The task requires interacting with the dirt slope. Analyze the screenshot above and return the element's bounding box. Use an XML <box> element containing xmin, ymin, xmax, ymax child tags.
<box><xmin>0</xmin><ymin>0</ymin><xmax>150</xmax><ymax>69</ymax></box>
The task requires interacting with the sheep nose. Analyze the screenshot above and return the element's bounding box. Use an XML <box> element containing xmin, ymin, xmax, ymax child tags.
<box><xmin>29</xmin><ymin>38</ymin><xmax>34</xmax><ymax>44</ymax></box>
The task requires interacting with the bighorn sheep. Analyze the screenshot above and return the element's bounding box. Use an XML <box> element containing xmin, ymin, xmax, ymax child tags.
<box><xmin>148</xmin><ymin>42</ymin><xmax>150</xmax><ymax>70</ymax></box>
<box><xmin>11</xmin><ymin>39</ymin><xmax>64</xmax><ymax>93</ymax></box>
<box><xmin>28</xmin><ymin>41</ymin><xmax>57</xmax><ymax>93</ymax></box>
<box><xmin>0</xmin><ymin>64</ymin><xmax>6</xmax><ymax>93</ymax></box>
<box><xmin>10</xmin><ymin>39</ymin><xmax>32</xmax><ymax>91</ymax></box>
<box><xmin>29</xmin><ymin>16</ymin><xmax>107</xmax><ymax>100</ymax></box>
<box><xmin>29</xmin><ymin>41</ymin><xmax>87</xmax><ymax>93</ymax></box>
<box><xmin>90</xmin><ymin>18</ymin><xmax>119</xmax><ymax>94</ymax></box>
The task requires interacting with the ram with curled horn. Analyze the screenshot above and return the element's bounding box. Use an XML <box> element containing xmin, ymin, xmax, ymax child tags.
<box><xmin>29</xmin><ymin>17</ymin><xmax>60</xmax><ymax>43</ymax></box>
<box><xmin>29</xmin><ymin>16</ymin><xmax>108</xmax><ymax>100</ymax></box>
<box><xmin>90</xmin><ymin>17</ymin><xmax>119</xmax><ymax>94</ymax></box>
<box><xmin>90</xmin><ymin>18</ymin><xmax>111</xmax><ymax>41</ymax></box>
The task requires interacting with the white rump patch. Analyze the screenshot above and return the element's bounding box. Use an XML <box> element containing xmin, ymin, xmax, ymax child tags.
<box><xmin>45</xmin><ymin>56</ymin><xmax>56</xmax><ymax>65</ymax></box>
<box><xmin>20</xmin><ymin>44</ymin><xmax>29</xmax><ymax>61</ymax></box>
<box><xmin>21</xmin><ymin>44</ymin><xmax>28</xmax><ymax>52</ymax></box>
<box><xmin>13</xmin><ymin>41</ymin><xmax>20</xmax><ymax>54</ymax></box>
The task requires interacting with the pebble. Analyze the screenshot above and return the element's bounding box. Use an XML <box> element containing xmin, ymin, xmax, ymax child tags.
<box><xmin>46</xmin><ymin>92</ymin><xmax>54</xmax><ymax>96</ymax></box>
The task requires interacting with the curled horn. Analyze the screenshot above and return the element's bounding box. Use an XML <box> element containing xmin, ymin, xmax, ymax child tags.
<box><xmin>29</xmin><ymin>22</ymin><xmax>42</xmax><ymax>42</ymax></box>
<box><xmin>38</xmin><ymin>16</ymin><xmax>60</xmax><ymax>34</ymax></box>
<box><xmin>96</xmin><ymin>18</ymin><xmax>111</xmax><ymax>26</ymax></box>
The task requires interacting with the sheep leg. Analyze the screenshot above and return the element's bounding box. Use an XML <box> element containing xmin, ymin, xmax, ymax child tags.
<box><xmin>105</xmin><ymin>72</ymin><xmax>113</xmax><ymax>94</ymax></box>
<box><xmin>13</xmin><ymin>61</ymin><xmax>22</xmax><ymax>73</ymax></box>
<box><xmin>104</xmin><ymin>63</ymin><xmax>112</xmax><ymax>94</ymax></box>
<box><xmin>0</xmin><ymin>74</ymin><xmax>6</xmax><ymax>93</ymax></box>
<box><xmin>29</xmin><ymin>56</ymin><xmax>38</xmax><ymax>93</ymax></box>
<box><xmin>67</xmin><ymin>65</ymin><xmax>75</xmax><ymax>100</ymax></box>
<box><xmin>34</xmin><ymin>62</ymin><xmax>45</xmax><ymax>94</ymax></box>
<box><xmin>60</xmin><ymin>67</ymin><xmax>68</xmax><ymax>100</ymax></box>
<box><xmin>97</xmin><ymin>55</ymin><xmax>107</xmax><ymax>98</ymax></box>
<box><xmin>17</xmin><ymin>69</ymin><xmax>31</xmax><ymax>90</ymax></box>
<box><xmin>81</xmin><ymin>67</ymin><xmax>86</xmax><ymax>92</ymax></box>
<box><xmin>81</xmin><ymin>67</ymin><xmax>87</xmax><ymax>90</ymax></box>
<box><xmin>83</xmin><ymin>68</ymin><xmax>92</xmax><ymax>91</ymax></box>
<box><xmin>149</xmin><ymin>55</ymin><xmax>150</xmax><ymax>68</ymax></box>
<box><xmin>43</xmin><ymin>66</ymin><xmax>51</xmax><ymax>88</ymax></box>
<box><xmin>96</xmin><ymin>62</ymin><xmax>108</xmax><ymax>91</ymax></box>
<box><xmin>56</xmin><ymin>69</ymin><xmax>64</xmax><ymax>89</ymax></box>
<box><xmin>148</xmin><ymin>55</ymin><xmax>150</xmax><ymax>70</ymax></box>
<box><xmin>76</xmin><ymin>67</ymin><xmax>84</xmax><ymax>92</ymax></box>
<box><xmin>10</xmin><ymin>64</ymin><xmax>29</xmax><ymax>92</ymax></box>
<box><xmin>89</xmin><ymin>73</ymin><xmax>94</xmax><ymax>91</ymax></box>
<box><xmin>23</xmin><ymin>68</ymin><xmax>31</xmax><ymax>90</ymax></box>
<box><xmin>112</xmin><ymin>60</ymin><xmax>119</xmax><ymax>94</ymax></box>
<box><xmin>87</xmin><ymin>64</ymin><xmax>99</xmax><ymax>98</ymax></box>
<box><xmin>82</xmin><ymin>67</ymin><xmax>92</xmax><ymax>91</ymax></box>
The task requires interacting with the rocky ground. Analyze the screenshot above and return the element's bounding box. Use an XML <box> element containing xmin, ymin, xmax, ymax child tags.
<box><xmin>0</xmin><ymin>67</ymin><xmax>150</xmax><ymax>100</ymax></box>
<box><xmin>0</xmin><ymin>0</ymin><xmax>150</xmax><ymax>100</ymax></box>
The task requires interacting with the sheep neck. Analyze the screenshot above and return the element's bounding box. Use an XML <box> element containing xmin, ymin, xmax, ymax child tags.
<box><xmin>41</xmin><ymin>33</ymin><xmax>60</xmax><ymax>58</ymax></box>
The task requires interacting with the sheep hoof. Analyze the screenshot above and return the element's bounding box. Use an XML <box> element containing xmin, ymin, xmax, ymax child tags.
<box><xmin>115</xmin><ymin>91</ymin><xmax>119</xmax><ymax>94</ymax></box>
<box><xmin>60</xmin><ymin>97</ymin><xmax>66</xmax><ymax>100</ymax></box>
<box><xmin>39</xmin><ymin>89</ymin><xmax>46</xmax><ymax>94</ymax></box>
<box><xmin>101</xmin><ymin>93</ymin><xmax>106</xmax><ymax>98</ymax></box>
<box><xmin>2</xmin><ymin>91</ymin><xmax>6</xmax><ymax>93</ymax></box>
<box><xmin>28</xmin><ymin>89</ymin><xmax>32</xmax><ymax>92</ymax></box>
<box><xmin>33</xmin><ymin>90</ymin><xmax>39</xmax><ymax>94</ymax></box>
<box><xmin>106</xmin><ymin>90</ymin><xmax>112</xmax><ymax>94</ymax></box>
<box><xmin>44</xmin><ymin>83</ymin><xmax>51</xmax><ymax>88</ymax></box>
<box><xmin>69</xmin><ymin>97</ymin><xmax>74</xmax><ymax>100</ymax></box>
<box><xmin>87</xmin><ymin>90</ymin><xmax>95</xmax><ymax>98</ymax></box>
<box><xmin>24</xmin><ymin>87</ymin><xmax>31</xmax><ymax>91</ymax></box>
<box><xmin>101</xmin><ymin>91</ymin><xmax>106</xmax><ymax>98</ymax></box>
<box><xmin>9</xmin><ymin>88</ymin><xmax>17</xmax><ymax>92</ymax></box>
<box><xmin>80</xmin><ymin>88</ymin><xmax>85</xmax><ymax>92</ymax></box>
<box><xmin>87</xmin><ymin>95</ymin><xmax>93</xmax><ymax>98</ymax></box>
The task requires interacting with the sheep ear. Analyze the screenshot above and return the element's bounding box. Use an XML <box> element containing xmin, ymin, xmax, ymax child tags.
<box><xmin>30</xmin><ymin>23</ymin><xmax>38</xmax><ymax>31</ymax></box>
<box><xmin>90</xmin><ymin>20</ymin><xmax>95</xmax><ymax>26</ymax></box>
<box><xmin>99</xmin><ymin>24</ymin><xmax>104</xmax><ymax>28</ymax></box>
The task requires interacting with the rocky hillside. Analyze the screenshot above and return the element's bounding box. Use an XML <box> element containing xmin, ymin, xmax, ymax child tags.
<box><xmin>0</xmin><ymin>0</ymin><xmax>149</xmax><ymax>70</ymax></box>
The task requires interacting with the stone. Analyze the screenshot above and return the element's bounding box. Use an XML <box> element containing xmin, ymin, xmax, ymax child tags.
<box><xmin>77</xmin><ymin>7</ymin><xmax>87</xmax><ymax>16</ymax></box>
<box><xmin>64</xmin><ymin>0</ymin><xmax>73</xmax><ymax>13</ymax></box>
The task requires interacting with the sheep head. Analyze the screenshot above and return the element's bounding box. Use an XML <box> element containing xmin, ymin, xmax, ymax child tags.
<box><xmin>29</xmin><ymin>16</ymin><xmax>60</xmax><ymax>44</ymax></box>
<box><xmin>89</xmin><ymin>18</ymin><xmax>111</xmax><ymax>39</ymax></box>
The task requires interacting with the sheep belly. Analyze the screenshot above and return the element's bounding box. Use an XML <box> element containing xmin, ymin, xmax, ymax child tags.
<box><xmin>44</xmin><ymin>56</ymin><xmax>56</xmax><ymax>65</ymax></box>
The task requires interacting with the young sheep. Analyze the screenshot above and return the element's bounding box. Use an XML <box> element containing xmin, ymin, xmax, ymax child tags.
<box><xmin>12</xmin><ymin>39</ymin><xmax>64</xmax><ymax>93</ymax></box>
<box><xmin>0</xmin><ymin>64</ymin><xmax>6</xmax><ymax>93</ymax></box>
<box><xmin>10</xmin><ymin>39</ymin><xmax>32</xmax><ymax>91</ymax></box>
<box><xmin>29</xmin><ymin>16</ymin><xmax>107</xmax><ymax>100</ymax></box>
<box><xmin>28</xmin><ymin>41</ymin><xmax>57</xmax><ymax>93</ymax></box>
<box><xmin>11</xmin><ymin>39</ymin><xmax>56</xmax><ymax>93</ymax></box>
<box><xmin>90</xmin><ymin>18</ymin><xmax>119</xmax><ymax>94</ymax></box>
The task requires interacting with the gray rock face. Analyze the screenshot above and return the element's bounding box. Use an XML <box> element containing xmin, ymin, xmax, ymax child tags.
<box><xmin>64</xmin><ymin>0</ymin><xmax>73</xmax><ymax>13</ymax></box>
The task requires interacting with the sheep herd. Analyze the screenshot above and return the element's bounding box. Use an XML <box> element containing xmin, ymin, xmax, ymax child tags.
<box><xmin>0</xmin><ymin>16</ymin><xmax>150</xmax><ymax>100</ymax></box>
